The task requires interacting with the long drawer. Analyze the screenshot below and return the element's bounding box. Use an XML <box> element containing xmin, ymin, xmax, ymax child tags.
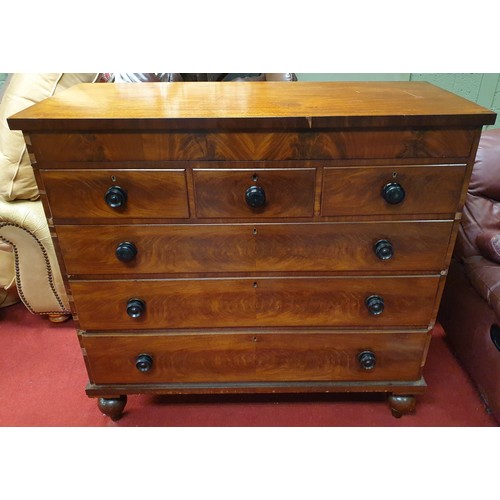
<box><xmin>71</xmin><ymin>276</ymin><xmax>441</xmax><ymax>330</ymax></box>
<box><xmin>29</xmin><ymin>128</ymin><xmax>475</xmax><ymax>161</ymax></box>
<box><xmin>81</xmin><ymin>331</ymin><xmax>428</xmax><ymax>384</ymax></box>
<box><xmin>57</xmin><ymin>221</ymin><xmax>454</xmax><ymax>275</ymax></box>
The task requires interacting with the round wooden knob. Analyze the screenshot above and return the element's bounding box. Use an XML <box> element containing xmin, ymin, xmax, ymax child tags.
<box><xmin>358</xmin><ymin>350</ymin><xmax>376</xmax><ymax>370</ymax></box>
<box><xmin>245</xmin><ymin>185</ymin><xmax>266</xmax><ymax>208</ymax></box>
<box><xmin>382</xmin><ymin>182</ymin><xmax>405</xmax><ymax>205</ymax></box>
<box><xmin>365</xmin><ymin>295</ymin><xmax>384</xmax><ymax>315</ymax></box>
<box><xmin>115</xmin><ymin>242</ymin><xmax>137</xmax><ymax>262</ymax></box>
<box><xmin>136</xmin><ymin>354</ymin><xmax>153</xmax><ymax>372</ymax></box>
<box><xmin>126</xmin><ymin>298</ymin><xmax>145</xmax><ymax>318</ymax></box>
<box><xmin>105</xmin><ymin>186</ymin><xmax>127</xmax><ymax>208</ymax></box>
<box><xmin>374</xmin><ymin>239</ymin><xmax>394</xmax><ymax>260</ymax></box>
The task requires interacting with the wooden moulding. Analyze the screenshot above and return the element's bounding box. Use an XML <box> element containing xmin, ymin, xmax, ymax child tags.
<box><xmin>85</xmin><ymin>379</ymin><xmax>427</xmax><ymax>397</ymax></box>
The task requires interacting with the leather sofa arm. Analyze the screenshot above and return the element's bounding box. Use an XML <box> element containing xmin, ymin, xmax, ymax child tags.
<box><xmin>454</xmin><ymin>128</ymin><xmax>500</xmax><ymax>261</ymax></box>
<box><xmin>0</xmin><ymin>198</ymin><xmax>70</xmax><ymax>314</ymax></box>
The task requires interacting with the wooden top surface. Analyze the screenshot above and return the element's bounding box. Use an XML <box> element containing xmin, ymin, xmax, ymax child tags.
<box><xmin>8</xmin><ymin>81</ymin><xmax>497</xmax><ymax>131</ymax></box>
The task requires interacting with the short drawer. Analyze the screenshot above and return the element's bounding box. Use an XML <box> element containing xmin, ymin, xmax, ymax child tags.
<box><xmin>193</xmin><ymin>168</ymin><xmax>316</xmax><ymax>218</ymax></box>
<box><xmin>41</xmin><ymin>169</ymin><xmax>189</xmax><ymax>220</ymax></box>
<box><xmin>322</xmin><ymin>165</ymin><xmax>466</xmax><ymax>216</ymax></box>
<box><xmin>71</xmin><ymin>276</ymin><xmax>441</xmax><ymax>330</ymax></box>
<box><xmin>57</xmin><ymin>221</ymin><xmax>454</xmax><ymax>275</ymax></box>
<box><xmin>81</xmin><ymin>331</ymin><xmax>428</xmax><ymax>384</ymax></box>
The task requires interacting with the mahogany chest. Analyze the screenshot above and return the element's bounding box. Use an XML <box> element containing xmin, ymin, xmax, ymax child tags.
<box><xmin>9</xmin><ymin>81</ymin><xmax>496</xmax><ymax>419</ymax></box>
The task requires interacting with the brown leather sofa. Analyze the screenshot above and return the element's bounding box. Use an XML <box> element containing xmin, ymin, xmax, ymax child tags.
<box><xmin>438</xmin><ymin>128</ymin><xmax>500</xmax><ymax>424</ymax></box>
<box><xmin>0</xmin><ymin>73</ymin><xmax>296</xmax><ymax>318</ymax></box>
<box><xmin>115</xmin><ymin>73</ymin><xmax>297</xmax><ymax>82</ymax></box>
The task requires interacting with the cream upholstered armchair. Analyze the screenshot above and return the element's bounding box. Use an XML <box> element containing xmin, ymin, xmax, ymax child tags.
<box><xmin>0</xmin><ymin>73</ymin><xmax>105</xmax><ymax>319</ymax></box>
<box><xmin>0</xmin><ymin>72</ymin><xmax>296</xmax><ymax>318</ymax></box>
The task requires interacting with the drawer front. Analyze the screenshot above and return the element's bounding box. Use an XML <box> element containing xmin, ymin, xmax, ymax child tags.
<box><xmin>41</xmin><ymin>169</ymin><xmax>189</xmax><ymax>220</ymax></box>
<box><xmin>57</xmin><ymin>221</ymin><xmax>454</xmax><ymax>275</ymax></box>
<box><xmin>81</xmin><ymin>331</ymin><xmax>428</xmax><ymax>384</ymax></box>
<box><xmin>322</xmin><ymin>165</ymin><xmax>466</xmax><ymax>216</ymax></box>
<box><xmin>30</xmin><ymin>128</ymin><xmax>474</xmax><ymax>162</ymax></box>
<box><xmin>193</xmin><ymin>169</ymin><xmax>316</xmax><ymax>218</ymax></box>
<box><xmin>71</xmin><ymin>276</ymin><xmax>440</xmax><ymax>330</ymax></box>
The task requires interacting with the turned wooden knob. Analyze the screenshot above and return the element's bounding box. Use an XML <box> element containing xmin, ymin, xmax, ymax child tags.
<box><xmin>115</xmin><ymin>241</ymin><xmax>137</xmax><ymax>262</ymax></box>
<box><xmin>245</xmin><ymin>185</ymin><xmax>266</xmax><ymax>209</ymax></box>
<box><xmin>382</xmin><ymin>182</ymin><xmax>405</xmax><ymax>205</ymax></box>
<box><xmin>365</xmin><ymin>295</ymin><xmax>384</xmax><ymax>315</ymax></box>
<box><xmin>105</xmin><ymin>186</ymin><xmax>127</xmax><ymax>208</ymax></box>
<box><xmin>135</xmin><ymin>353</ymin><xmax>153</xmax><ymax>372</ymax></box>
<box><xmin>126</xmin><ymin>298</ymin><xmax>145</xmax><ymax>318</ymax></box>
<box><xmin>358</xmin><ymin>351</ymin><xmax>376</xmax><ymax>370</ymax></box>
<box><xmin>374</xmin><ymin>239</ymin><xmax>394</xmax><ymax>260</ymax></box>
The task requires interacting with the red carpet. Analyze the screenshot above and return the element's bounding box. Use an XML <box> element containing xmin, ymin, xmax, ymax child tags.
<box><xmin>0</xmin><ymin>301</ymin><xmax>497</xmax><ymax>427</ymax></box>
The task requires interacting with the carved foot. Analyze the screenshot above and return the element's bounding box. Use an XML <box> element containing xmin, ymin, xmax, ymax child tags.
<box><xmin>97</xmin><ymin>395</ymin><xmax>127</xmax><ymax>421</ymax></box>
<box><xmin>388</xmin><ymin>394</ymin><xmax>416</xmax><ymax>418</ymax></box>
<box><xmin>48</xmin><ymin>313</ymin><xmax>71</xmax><ymax>323</ymax></box>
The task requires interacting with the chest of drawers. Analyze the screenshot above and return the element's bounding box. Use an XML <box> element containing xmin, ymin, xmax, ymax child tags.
<box><xmin>9</xmin><ymin>81</ymin><xmax>495</xmax><ymax>420</ymax></box>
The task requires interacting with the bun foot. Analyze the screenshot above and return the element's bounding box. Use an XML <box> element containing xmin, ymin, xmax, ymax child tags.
<box><xmin>97</xmin><ymin>395</ymin><xmax>127</xmax><ymax>421</ymax></box>
<box><xmin>48</xmin><ymin>313</ymin><xmax>71</xmax><ymax>323</ymax></box>
<box><xmin>388</xmin><ymin>394</ymin><xmax>416</xmax><ymax>418</ymax></box>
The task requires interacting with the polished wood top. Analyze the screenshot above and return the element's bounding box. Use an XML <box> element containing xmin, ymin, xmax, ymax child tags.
<box><xmin>8</xmin><ymin>81</ymin><xmax>496</xmax><ymax>131</ymax></box>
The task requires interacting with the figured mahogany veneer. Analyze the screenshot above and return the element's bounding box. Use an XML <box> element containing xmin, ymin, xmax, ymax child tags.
<box><xmin>28</xmin><ymin>128</ymin><xmax>476</xmax><ymax>162</ymax></box>
<box><xmin>81</xmin><ymin>331</ymin><xmax>428</xmax><ymax>384</ymax></box>
<box><xmin>55</xmin><ymin>221</ymin><xmax>454</xmax><ymax>275</ymax></box>
<box><xmin>193</xmin><ymin>168</ymin><xmax>316</xmax><ymax>218</ymax></box>
<box><xmin>8</xmin><ymin>81</ymin><xmax>495</xmax><ymax>420</ymax></box>
<box><xmin>42</xmin><ymin>169</ymin><xmax>189</xmax><ymax>220</ymax></box>
<box><xmin>322</xmin><ymin>165</ymin><xmax>466</xmax><ymax>216</ymax></box>
<box><xmin>70</xmin><ymin>276</ymin><xmax>441</xmax><ymax>330</ymax></box>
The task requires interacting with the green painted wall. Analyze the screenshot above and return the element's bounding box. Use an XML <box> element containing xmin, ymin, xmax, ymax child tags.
<box><xmin>0</xmin><ymin>73</ymin><xmax>8</xmax><ymax>95</ymax></box>
<box><xmin>410</xmin><ymin>73</ymin><xmax>499</xmax><ymax>128</ymax></box>
<box><xmin>296</xmin><ymin>73</ymin><xmax>499</xmax><ymax>128</ymax></box>
<box><xmin>296</xmin><ymin>73</ymin><xmax>411</xmax><ymax>82</ymax></box>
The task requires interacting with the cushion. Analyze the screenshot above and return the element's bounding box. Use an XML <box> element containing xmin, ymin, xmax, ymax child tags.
<box><xmin>0</xmin><ymin>244</ymin><xmax>18</xmax><ymax>308</ymax></box>
<box><xmin>0</xmin><ymin>241</ymin><xmax>15</xmax><ymax>289</ymax></box>
<box><xmin>455</xmin><ymin>194</ymin><xmax>500</xmax><ymax>260</ymax></box>
<box><xmin>476</xmin><ymin>231</ymin><xmax>500</xmax><ymax>264</ymax></box>
<box><xmin>0</xmin><ymin>73</ymin><xmax>99</xmax><ymax>202</ymax></box>
<box><xmin>464</xmin><ymin>255</ymin><xmax>500</xmax><ymax>321</ymax></box>
<box><xmin>0</xmin><ymin>284</ymin><xmax>19</xmax><ymax>308</ymax></box>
